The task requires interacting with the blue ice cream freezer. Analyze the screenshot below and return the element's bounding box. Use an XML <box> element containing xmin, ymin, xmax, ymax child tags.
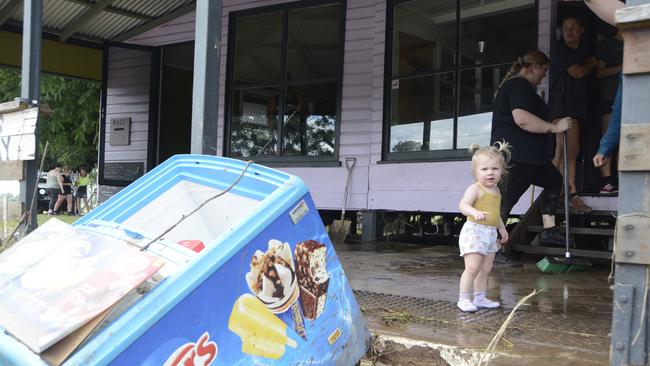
<box><xmin>0</xmin><ymin>155</ymin><xmax>370</xmax><ymax>365</ymax></box>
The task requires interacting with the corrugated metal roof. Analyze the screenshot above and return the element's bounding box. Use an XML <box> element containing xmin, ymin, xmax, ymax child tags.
<box><xmin>44</xmin><ymin>0</ymin><xmax>86</xmax><ymax>30</ymax></box>
<box><xmin>113</xmin><ymin>0</ymin><xmax>185</xmax><ymax>18</ymax></box>
<box><xmin>0</xmin><ymin>0</ymin><xmax>195</xmax><ymax>43</ymax></box>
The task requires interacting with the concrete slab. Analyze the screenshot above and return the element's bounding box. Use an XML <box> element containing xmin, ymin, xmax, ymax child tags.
<box><xmin>337</xmin><ymin>242</ymin><xmax>612</xmax><ymax>365</ymax></box>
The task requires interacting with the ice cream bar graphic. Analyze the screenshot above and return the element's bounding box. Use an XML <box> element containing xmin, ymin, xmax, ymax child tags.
<box><xmin>228</xmin><ymin>294</ymin><xmax>297</xmax><ymax>359</ymax></box>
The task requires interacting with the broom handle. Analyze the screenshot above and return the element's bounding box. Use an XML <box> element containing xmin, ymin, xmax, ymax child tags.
<box><xmin>562</xmin><ymin>131</ymin><xmax>570</xmax><ymax>259</ymax></box>
<box><xmin>340</xmin><ymin>158</ymin><xmax>355</xmax><ymax>221</ymax></box>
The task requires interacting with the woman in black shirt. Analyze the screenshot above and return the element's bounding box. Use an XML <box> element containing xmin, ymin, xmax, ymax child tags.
<box><xmin>491</xmin><ymin>50</ymin><xmax>573</xmax><ymax>246</ymax></box>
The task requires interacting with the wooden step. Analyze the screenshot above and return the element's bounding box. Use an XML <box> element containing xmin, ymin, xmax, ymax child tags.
<box><xmin>511</xmin><ymin>243</ymin><xmax>612</xmax><ymax>259</ymax></box>
<box><xmin>527</xmin><ymin>226</ymin><xmax>614</xmax><ymax>236</ymax></box>
<box><xmin>554</xmin><ymin>209</ymin><xmax>617</xmax><ymax>217</ymax></box>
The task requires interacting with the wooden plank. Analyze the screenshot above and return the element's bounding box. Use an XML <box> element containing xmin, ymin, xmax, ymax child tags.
<box><xmin>620</xmin><ymin>28</ymin><xmax>650</xmax><ymax>75</ymax></box>
<box><xmin>615</xmin><ymin>4</ymin><xmax>650</xmax><ymax>25</ymax></box>
<box><xmin>617</xmin><ymin>5</ymin><xmax>650</xmax><ymax>75</ymax></box>
<box><xmin>0</xmin><ymin>160</ymin><xmax>23</xmax><ymax>180</ymax></box>
<box><xmin>0</xmin><ymin>100</ymin><xmax>28</xmax><ymax>114</ymax></box>
<box><xmin>619</xmin><ymin>124</ymin><xmax>650</xmax><ymax>171</ymax></box>
<box><xmin>0</xmin><ymin>108</ymin><xmax>38</xmax><ymax>136</ymax></box>
<box><xmin>0</xmin><ymin>107</ymin><xmax>38</xmax><ymax>162</ymax></box>
<box><xmin>0</xmin><ymin>135</ymin><xmax>36</xmax><ymax>161</ymax></box>
<box><xmin>615</xmin><ymin>215</ymin><xmax>650</xmax><ymax>265</ymax></box>
<box><xmin>527</xmin><ymin>225</ymin><xmax>615</xmax><ymax>236</ymax></box>
<box><xmin>511</xmin><ymin>244</ymin><xmax>612</xmax><ymax>259</ymax></box>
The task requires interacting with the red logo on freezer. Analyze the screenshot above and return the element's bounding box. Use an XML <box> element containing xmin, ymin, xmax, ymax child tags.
<box><xmin>164</xmin><ymin>332</ymin><xmax>218</xmax><ymax>366</ymax></box>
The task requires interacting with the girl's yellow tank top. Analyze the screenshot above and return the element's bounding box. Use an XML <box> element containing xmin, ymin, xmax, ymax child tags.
<box><xmin>77</xmin><ymin>176</ymin><xmax>90</xmax><ymax>187</ymax></box>
<box><xmin>467</xmin><ymin>183</ymin><xmax>501</xmax><ymax>227</ymax></box>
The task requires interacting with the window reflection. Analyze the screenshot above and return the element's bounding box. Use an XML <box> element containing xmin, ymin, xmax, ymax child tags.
<box><xmin>392</xmin><ymin>0</ymin><xmax>456</xmax><ymax>76</ymax></box>
<box><xmin>457</xmin><ymin>64</ymin><xmax>510</xmax><ymax>148</ymax></box>
<box><xmin>386</xmin><ymin>0</ymin><xmax>536</xmax><ymax>157</ymax></box>
<box><xmin>282</xmin><ymin>84</ymin><xmax>336</xmax><ymax>156</ymax></box>
<box><xmin>230</xmin><ymin>87</ymin><xmax>279</xmax><ymax>157</ymax></box>
<box><xmin>390</xmin><ymin>119</ymin><xmax>454</xmax><ymax>152</ymax></box>
<box><xmin>228</xmin><ymin>3</ymin><xmax>341</xmax><ymax>159</ymax></box>
<box><xmin>287</xmin><ymin>4</ymin><xmax>341</xmax><ymax>81</ymax></box>
<box><xmin>459</xmin><ymin>1</ymin><xmax>536</xmax><ymax>67</ymax></box>
<box><xmin>389</xmin><ymin>73</ymin><xmax>454</xmax><ymax>152</ymax></box>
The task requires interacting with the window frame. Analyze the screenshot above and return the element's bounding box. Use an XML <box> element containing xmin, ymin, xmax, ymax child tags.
<box><xmin>223</xmin><ymin>0</ymin><xmax>346</xmax><ymax>165</ymax></box>
<box><xmin>382</xmin><ymin>0</ymin><xmax>539</xmax><ymax>162</ymax></box>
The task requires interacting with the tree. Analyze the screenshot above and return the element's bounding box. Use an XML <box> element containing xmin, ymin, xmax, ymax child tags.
<box><xmin>0</xmin><ymin>68</ymin><xmax>20</xmax><ymax>103</ymax></box>
<box><xmin>0</xmin><ymin>67</ymin><xmax>100</xmax><ymax>170</ymax></box>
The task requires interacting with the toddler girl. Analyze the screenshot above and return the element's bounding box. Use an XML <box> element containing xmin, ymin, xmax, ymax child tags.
<box><xmin>457</xmin><ymin>142</ymin><xmax>510</xmax><ymax>312</ymax></box>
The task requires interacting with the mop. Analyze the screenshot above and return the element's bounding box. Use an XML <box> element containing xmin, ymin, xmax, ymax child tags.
<box><xmin>537</xmin><ymin>131</ymin><xmax>591</xmax><ymax>273</ymax></box>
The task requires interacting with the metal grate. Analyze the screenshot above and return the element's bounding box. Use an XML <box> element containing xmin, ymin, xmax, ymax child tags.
<box><xmin>354</xmin><ymin>290</ymin><xmax>611</xmax><ymax>353</ymax></box>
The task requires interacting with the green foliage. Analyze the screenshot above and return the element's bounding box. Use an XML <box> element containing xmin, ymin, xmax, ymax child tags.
<box><xmin>0</xmin><ymin>67</ymin><xmax>100</xmax><ymax>170</ymax></box>
<box><xmin>230</xmin><ymin>115</ymin><xmax>335</xmax><ymax>158</ymax></box>
<box><xmin>0</xmin><ymin>68</ymin><xmax>20</xmax><ymax>103</ymax></box>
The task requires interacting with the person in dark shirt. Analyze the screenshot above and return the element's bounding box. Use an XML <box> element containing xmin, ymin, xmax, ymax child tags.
<box><xmin>595</xmin><ymin>30</ymin><xmax>623</xmax><ymax>194</ymax></box>
<box><xmin>584</xmin><ymin>0</ymin><xmax>625</xmax><ymax>194</ymax></box>
<box><xmin>548</xmin><ymin>16</ymin><xmax>598</xmax><ymax>213</ymax></box>
<box><xmin>491</xmin><ymin>50</ymin><xmax>573</xmax><ymax>246</ymax></box>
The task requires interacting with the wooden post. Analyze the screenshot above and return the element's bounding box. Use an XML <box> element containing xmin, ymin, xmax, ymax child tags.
<box><xmin>610</xmin><ymin>3</ymin><xmax>650</xmax><ymax>365</ymax></box>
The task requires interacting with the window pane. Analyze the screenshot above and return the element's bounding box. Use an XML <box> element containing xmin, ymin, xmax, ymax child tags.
<box><xmin>460</xmin><ymin>0</ymin><xmax>536</xmax><ymax>66</ymax></box>
<box><xmin>287</xmin><ymin>4</ymin><xmax>341</xmax><ymax>81</ymax></box>
<box><xmin>230</xmin><ymin>87</ymin><xmax>279</xmax><ymax>157</ymax></box>
<box><xmin>392</xmin><ymin>0</ymin><xmax>456</xmax><ymax>77</ymax></box>
<box><xmin>234</xmin><ymin>12</ymin><xmax>283</xmax><ymax>86</ymax></box>
<box><xmin>389</xmin><ymin>73</ymin><xmax>455</xmax><ymax>152</ymax></box>
<box><xmin>282</xmin><ymin>83</ymin><xmax>336</xmax><ymax>156</ymax></box>
<box><xmin>457</xmin><ymin>64</ymin><xmax>510</xmax><ymax>148</ymax></box>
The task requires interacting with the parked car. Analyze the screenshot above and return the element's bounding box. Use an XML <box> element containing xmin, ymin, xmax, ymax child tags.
<box><xmin>37</xmin><ymin>173</ymin><xmax>49</xmax><ymax>213</ymax></box>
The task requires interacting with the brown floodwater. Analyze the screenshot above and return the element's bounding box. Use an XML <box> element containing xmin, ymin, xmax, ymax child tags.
<box><xmin>337</xmin><ymin>241</ymin><xmax>612</xmax><ymax>365</ymax></box>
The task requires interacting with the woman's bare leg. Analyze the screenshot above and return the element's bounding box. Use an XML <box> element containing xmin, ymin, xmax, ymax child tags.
<box><xmin>566</xmin><ymin>122</ymin><xmax>581</xmax><ymax>194</ymax></box>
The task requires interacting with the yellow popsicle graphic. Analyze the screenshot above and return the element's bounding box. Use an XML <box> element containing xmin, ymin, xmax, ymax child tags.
<box><xmin>228</xmin><ymin>294</ymin><xmax>298</xmax><ymax>359</ymax></box>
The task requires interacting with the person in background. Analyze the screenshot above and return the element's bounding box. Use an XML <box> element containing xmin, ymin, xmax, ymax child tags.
<box><xmin>582</xmin><ymin>0</ymin><xmax>626</xmax><ymax>173</ymax></box>
<box><xmin>75</xmin><ymin>167</ymin><xmax>90</xmax><ymax>215</ymax></box>
<box><xmin>548</xmin><ymin>16</ymin><xmax>597</xmax><ymax>214</ymax></box>
<box><xmin>595</xmin><ymin>29</ymin><xmax>623</xmax><ymax>194</ymax></box>
<box><xmin>53</xmin><ymin>167</ymin><xmax>74</xmax><ymax>215</ymax></box>
<box><xmin>491</xmin><ymin>50</ymin><xmax>573</xmax><ymax>247</ymax></box>
<box><xmin>594</xmin><ymin>75</ymin><xmax>622</xmax><ymax>170</ymax></box>
<box><xmin>457</xmin><ymin>143</ymin><xmax>510</xmax><ymax>312</ymax></box>
<box><xmin>45</xmin><ymin>164</ymin><xmax>64</xmax><ymax>215</ymax></box>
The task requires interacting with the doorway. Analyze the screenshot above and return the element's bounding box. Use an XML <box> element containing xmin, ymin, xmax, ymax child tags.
<box><xmin>553</xmin><ymin>2</ymin><xmax>621</xmax><ymax>194</ymax></box>
<box><xmin>158</xmin><ymin>42</ymin><xmax>194</xmax><ymax>164</ymax></box>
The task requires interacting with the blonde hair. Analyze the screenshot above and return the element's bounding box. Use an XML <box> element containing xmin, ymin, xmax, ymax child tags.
<box><xmin>468</xmin><ymin>141</ymin><xmax>512</xmax><ymax>178</ymax></box>
<box><xmin>495</xmin><ymin>50</ymin><xmax>550</xmax><ymax>96</ymax></box>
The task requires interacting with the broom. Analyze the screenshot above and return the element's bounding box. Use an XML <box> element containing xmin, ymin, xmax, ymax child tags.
<box><xmin>537</xmin><ymin>130</ymin><xmax>591</xmax><ymax>273</ymax></box>
<box><xmin>329</xmin><ymin>157</ymin><xmax>356</xmax><ymax>244</ymax></box>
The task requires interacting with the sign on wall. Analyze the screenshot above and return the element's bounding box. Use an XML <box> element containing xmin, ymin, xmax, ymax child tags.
<box><xmin>103</xmin><ymin>162</ymin><xmax>145</xmax><ymax>182</ymax></box>
<box><xmin>109</xmin><ymin>117</ymin><xmax>131</xmax><ymax>146</ymax></box>
<box><xmin>0</xmin><ymin>107</ymin><xmax>37</xmax><ymax>162</ymax></box>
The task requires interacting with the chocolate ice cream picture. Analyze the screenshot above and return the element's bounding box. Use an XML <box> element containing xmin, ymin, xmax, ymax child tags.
<box><xmin>245</xmin><ymin>240</ymin><xmax>298</xmax><ymax>313</ymax></box>
<box><xmin>294</xmin><ymin>240</ymin><xmax>330</xmax><ymax>320</ymax></box>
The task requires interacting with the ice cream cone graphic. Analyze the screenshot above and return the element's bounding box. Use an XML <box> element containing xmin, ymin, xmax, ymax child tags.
<box><xmin>244</xmin><ymin>239</ymin><xmax>308</xmax><ymax>340</ymax></box>
<box><xmin>228</xmin><ymin>294</ymin><xmax>297</xmax><ymax>360</ymax></box>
